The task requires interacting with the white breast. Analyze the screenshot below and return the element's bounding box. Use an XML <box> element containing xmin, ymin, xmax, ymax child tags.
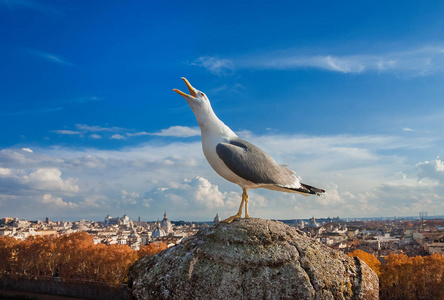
<box><xmin>201</xmin><ymin>133</ymin><xmax>253</xmax><ymax>189</ymax></box>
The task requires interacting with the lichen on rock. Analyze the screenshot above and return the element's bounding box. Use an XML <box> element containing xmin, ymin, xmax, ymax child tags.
<box><xmin>128</xmin><ymin>218</ymin><xmax>379</xmax><ymax>300</ymax></box>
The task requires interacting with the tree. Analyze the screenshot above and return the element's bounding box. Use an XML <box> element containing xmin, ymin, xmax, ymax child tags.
<box><xmin>0</xmin><ymin>236</ymin><xmax>19</xmax><ymax>275</ymax></box>
<box><xmin>348</xmin><ymin>249</ymin><xmax>381</xmax><ymax>276</ymax></box>
<box><xmin>0</xmin><ymin>233</ymin><xmax>165</xmax><ymax>287</ymax></box>
<box><xmin>138</xmin><ymin>242</ymin><xmax>168</xmax><ymax>259</ymax></box>
<box><xmin>96</xmin><ymin>244</ymin><xmax>138</xmax><ymax>285</ymax></box>
<box><xmin>379</xmin><ymin>253</ymin><xmax>444</xmax><ymax>300</ymax></box>
<box><xmin>57</xmin><ymin>232</ymin><xmax>96</xmax><ymax>281</ymax></box>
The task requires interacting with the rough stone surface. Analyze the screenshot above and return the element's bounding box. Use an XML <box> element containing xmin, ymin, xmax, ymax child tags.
<box><xmin>128</xmin><ymin>218</ymin><xmax>379</xmax><ymax>300</ymax></box>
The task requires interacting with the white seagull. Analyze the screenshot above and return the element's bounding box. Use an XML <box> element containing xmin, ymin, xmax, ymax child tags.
<box><xmin>174</xmin><ymin>78</ymin><xmax>324</xmax><ymax>223</ymax></box>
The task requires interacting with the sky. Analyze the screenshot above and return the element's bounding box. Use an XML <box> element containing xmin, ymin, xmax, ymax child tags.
<box><xmin>1</xmin><ymin>0</ymin><xmax>444</xmax><ymax>222</ymax></box>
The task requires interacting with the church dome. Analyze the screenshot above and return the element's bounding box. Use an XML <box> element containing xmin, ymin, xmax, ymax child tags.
<box><xmin>152</xmin><ymin>227</ymin><xmax>166</xmax><ymax>238</ymax></box>
<box><xmin>160</xmin><ymin>212</ymin><xmax>172</xmax><ymax>234</ymax></box>
<box><xmin>308</xmin><ymin>217</ymin><xmax>320</xmax><ymax>228</ymax></box>
<box><xmin>72</xmin><ymin>223</ymin><xmax>88</xmax><ymax>231</ymax></box>
<box><xmin>152</xmin><ymin>221</ymin><xmax>166</xmax><ymax>238</ymax></box>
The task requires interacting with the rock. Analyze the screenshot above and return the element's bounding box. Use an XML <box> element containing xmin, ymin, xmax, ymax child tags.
<box><xmin>128</xmin><ymin>218</ymin><xmax>379</xmax><ymax>300</ymax></box>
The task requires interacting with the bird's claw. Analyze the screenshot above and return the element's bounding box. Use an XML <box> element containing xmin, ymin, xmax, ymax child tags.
<box><xmin>221</xmin><ymin>214</ymin><xmax>241</xmax><ymax>224</ymax></box>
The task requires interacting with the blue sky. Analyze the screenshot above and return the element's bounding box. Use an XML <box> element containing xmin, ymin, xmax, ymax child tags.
<box><xmin>1</xmin><ymin>0</ymin><xmax>444</xmax><ymax>222</ymax></box>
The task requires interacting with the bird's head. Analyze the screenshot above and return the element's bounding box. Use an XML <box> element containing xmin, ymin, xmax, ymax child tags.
<box><xmin>173</xmin><ymin>77</ymin><xmax>211</xmax><ymax>113</ymax></box>
<box><xmin>173</xmin><ymin>77</ymin><xmax>236</xmax><ymax>136</ymax></box>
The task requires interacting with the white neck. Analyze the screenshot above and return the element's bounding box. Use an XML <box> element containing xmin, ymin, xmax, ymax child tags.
<box><xmin>192</xmin><ymin>104</ymin><xmax>237</xmax><ymax>138</ymax></box>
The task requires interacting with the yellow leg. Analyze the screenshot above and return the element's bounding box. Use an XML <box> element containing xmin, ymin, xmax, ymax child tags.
<box><xmin>221</xmin><ymin>188</ymin><xmax>249</xmax><ymax>223</ymax></box>
<box><xmin>244</xmin><ymin>189</ymin><xmax>250</xmax><ymax>218</ymax></box>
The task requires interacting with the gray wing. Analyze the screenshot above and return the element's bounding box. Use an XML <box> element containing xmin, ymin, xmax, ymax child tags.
<box><xmin>215</xmin><ymin>137</ymin><xmax>296</xmax><ymax>186</ymax></box>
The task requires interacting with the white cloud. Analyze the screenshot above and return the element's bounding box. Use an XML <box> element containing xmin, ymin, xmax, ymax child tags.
<box><xmin>126</xmin><ymin>132</ymin><xmax>149</xmax><ymax>137</ymax></box>
<box><xmin>76</xmin><ymin>124</ymin><xmax>122</xmax><ymax>132</ymax></box>
<box><xmin>111</xmin><ymin>134</ymin><xmax>126</xmax><ymax>140</ymax></box>
<box><xmin>42</xmin><ymin>193</ymin><xmax>78</xmax><ymax>208</ymax></box>
<box><xmin>317</xmin><ymin>183</ymin><xmax>346</xmax><ymax>206</ymax></box>
<box><xmin>126</xmin><ymin>126</ymin><xmax>201</xmax><ymax>138</ymax></box>
<box><xmin>0</xmin><ymin>155</ymin><xmax>79</xmax><ymax>216</ymax></box>
<box><xmin>149</xmin><ymin>126</ymin><xmax>201</xmax><ymax>137</ymax></box>
<box><xmin>141</xmin><ymin>198</ymin><xmax>153</xmax><ymax>208</ymax></box>
<box><xmin>52</xmin><ymin>124</ymin><xmax>124</xmax><ymax>139</ymax></box>
<box><xmin>192</xmin><ymin>45</ymin><xmax>444</xmax><ymax>76</ymax></box>
<box><xmin>25</xmin><ymin>168</ymin><xmax>79</xmax><ymax>193</ymax></box>
<box><xmin>121</xmin><ymin>189</ymin><xmax>140</xmax><ymax>205</ymax></box>
<box><xmin>193</xmin><ymin>176</ymin><xmax>226</xmax><ymax>209</ymax></box>
<box><xmin>22</xmin><ymin>148</ymin><xmax>33</xmax><ymax>153</ymax></box>
<box><xmin>143</xmin><ymin>176</ymin><xmax>242</xmax><ymax>218</ymax></box>
<box><xmin>28</xmin><ymin>50</ymin><xmax>74</xmax><ymax>67</ymax></box>
<box><xmin>52</xmin><ymin>130</ymin><xmax>81</xmax><ymax>135</ymax></box>
<box><xmin>0</xmin><ymin>167</ymin><xmax>12</xmax><ymax>176</ymax></box>
<box><xmin>80</xmin><ymin>194</ymin><xmax>108</xmax><ymax>208</ymax></box>
<box><xmin>51</xmin><ymin>124</ymin><xmax>200</xmax><ymax>140</ymax></box>
<box><xmin>417</xmin><ymin>158</ymin><xmax>444</xmax><ymax>183</ymax></box>
<box><xmin>192</xmin><ymin>56</ymin><xmax>234</xmax><ymax>76</ymax></box>
<box><xmin>0</xmin><ymin>148</ymin><xmax>64</xmax><ymax>166</ymax></box>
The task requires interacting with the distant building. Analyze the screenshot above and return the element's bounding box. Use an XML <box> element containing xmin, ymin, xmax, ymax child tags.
<box><xmin>72</xmin><ymin>223</ymin><xmax>89</xmax><ymax>231</ymax></box>
<box><xmin>140</xmin><ymin>231</ymin><xmax>152</xmax><ymax>245</ymax></box>
<box><xmin>425</xmin><ymin>234</ymin><xmax>444</xmax><ymax>254</ymax></box>
<box><xmin>104</xmin><ymin>214</ymin><xmax>133</xmax><ymax>227</ymax></box>
<box><xmin>160</xmin><ymin>212</ymin><xmax>173</xmax><ymax>234</ymax></box>
<box><xmin>0</xmin><ymin>228</ymin><xmax>13</xmax><ymax>237</ymax></box>
<box><xmin>0</xmin><ymin>217</ymin><xmax>15</xmax><ymax>225</ymax></box>
<box><xmin>121</xmin><ymin>214</ymin><xmax>131</xmax><ymax>226</ymax></box>
<box><xmin>127</xmin><ymin>229</ymin><xmax>142</xmax><ymax>250</ymax></box>
<box><xmin>308</xmin><ymin>217</ymin><xmax>320</xmax><ymax>228</ymax></box>
<box><xmin>152</xmin><ymin>222</ymin><xmax>167</xmax><ymax>240</ymax></box>
<box><xmin>35</xmin><ymin>229</ymin><xmax>58</xmax><ymax>236</ymax></box>
<box><xmin>105</xmin><ymin>215</ymin><xmax>119</xmax><ymax>225</ymax></box>
<box><xmin>13</xmin><ymin>220</ymin><xmax>30</xmax><ymax>228</ymax></box>
<box><xmin>302</xmin><ymin>217</ymin><xmax>325</xmax><ymax>237</ymax></box>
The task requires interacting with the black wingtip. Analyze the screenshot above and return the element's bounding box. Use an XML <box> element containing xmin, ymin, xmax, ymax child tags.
<box><xmin>300</xmin><ymin>183</ymin><xmax>325</xmax><ymax>196</ymax></box>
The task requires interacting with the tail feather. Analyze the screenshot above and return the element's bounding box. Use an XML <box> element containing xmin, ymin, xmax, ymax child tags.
<box><xmin>283</xmin><ymin>183</ymin><xmax>325</xmax><ymax>196</ymax></box>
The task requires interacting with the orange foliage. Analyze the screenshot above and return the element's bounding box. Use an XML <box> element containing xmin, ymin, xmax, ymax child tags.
<box><xmin>348</xmin><ymin>249</ymin><xmax>381</xmax><ymax>276</ymax></box>
<box><xmin>0</xmin><ymin>233</ymin><xmax>147</xmax><ymax>286</ymax></box>
<box><xmin>138</xmin><ymin>242</ymin><xmax>168</xmax><ymax>259</ymax></box>
<box><xmin>379</xmin><ymin>253</ymin><xmax>444</xmax><ymax>300</ymax></box>
<box><xmin>0</xmin><ymin>236</ymin><xmax>19</xmax><ymax>274</ymax></box>
<box><xmin>14</xmin><ymin>235</ymin><xmax>59</xmax><ymax>277</ymax></box>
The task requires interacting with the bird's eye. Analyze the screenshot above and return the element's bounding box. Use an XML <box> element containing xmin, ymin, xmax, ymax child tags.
<box><xmin>200</xmin><ymin>92</ymin><xmax>205</xmax><ymax>97</ymax></box>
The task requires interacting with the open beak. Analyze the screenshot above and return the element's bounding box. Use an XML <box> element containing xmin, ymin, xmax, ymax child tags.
<box><xmin>173</xmin><ymin>77</ymin><xmax>197</xmax><ymax>98</ymax></box>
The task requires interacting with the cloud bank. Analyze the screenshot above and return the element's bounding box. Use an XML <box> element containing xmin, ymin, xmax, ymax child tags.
<box><xmin>1</xmin><ymin>129</ymin><xmax>443</xmax><ymax>221</ymax></box>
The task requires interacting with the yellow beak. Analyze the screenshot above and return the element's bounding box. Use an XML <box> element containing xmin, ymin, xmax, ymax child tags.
<box><xmin>173</xmin><ymin>77</ymin><xmax>197</xmax><ymax>98</ymax></box>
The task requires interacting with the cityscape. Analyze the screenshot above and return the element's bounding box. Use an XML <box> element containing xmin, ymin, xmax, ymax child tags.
<box><xmin>2</xmin><ymin>212</ymin><xmax>444</xmax><ymax>299</ymax></box>
<box><xmin>2</xmin><ymin>212</ymin><xmax>443</xmax><ymax>257</ymax></box>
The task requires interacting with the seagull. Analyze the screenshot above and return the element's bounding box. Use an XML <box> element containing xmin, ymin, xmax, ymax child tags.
<box><xmin>174</xmin><ymin>78</ymin><xmax>325</xmax><ymax>223</ymax></box>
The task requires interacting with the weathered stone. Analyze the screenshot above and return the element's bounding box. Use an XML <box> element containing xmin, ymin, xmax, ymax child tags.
<box><xmin>128</xmin><ymin>218</ymin><xmax>379</xmax><ymax>300</ymax></box>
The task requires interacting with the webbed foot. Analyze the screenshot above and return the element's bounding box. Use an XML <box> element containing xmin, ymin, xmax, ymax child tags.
<box><xmin>221</xmin><ymin>214</ymin><xmax>241</xmax><ymax>224</ymax></box>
